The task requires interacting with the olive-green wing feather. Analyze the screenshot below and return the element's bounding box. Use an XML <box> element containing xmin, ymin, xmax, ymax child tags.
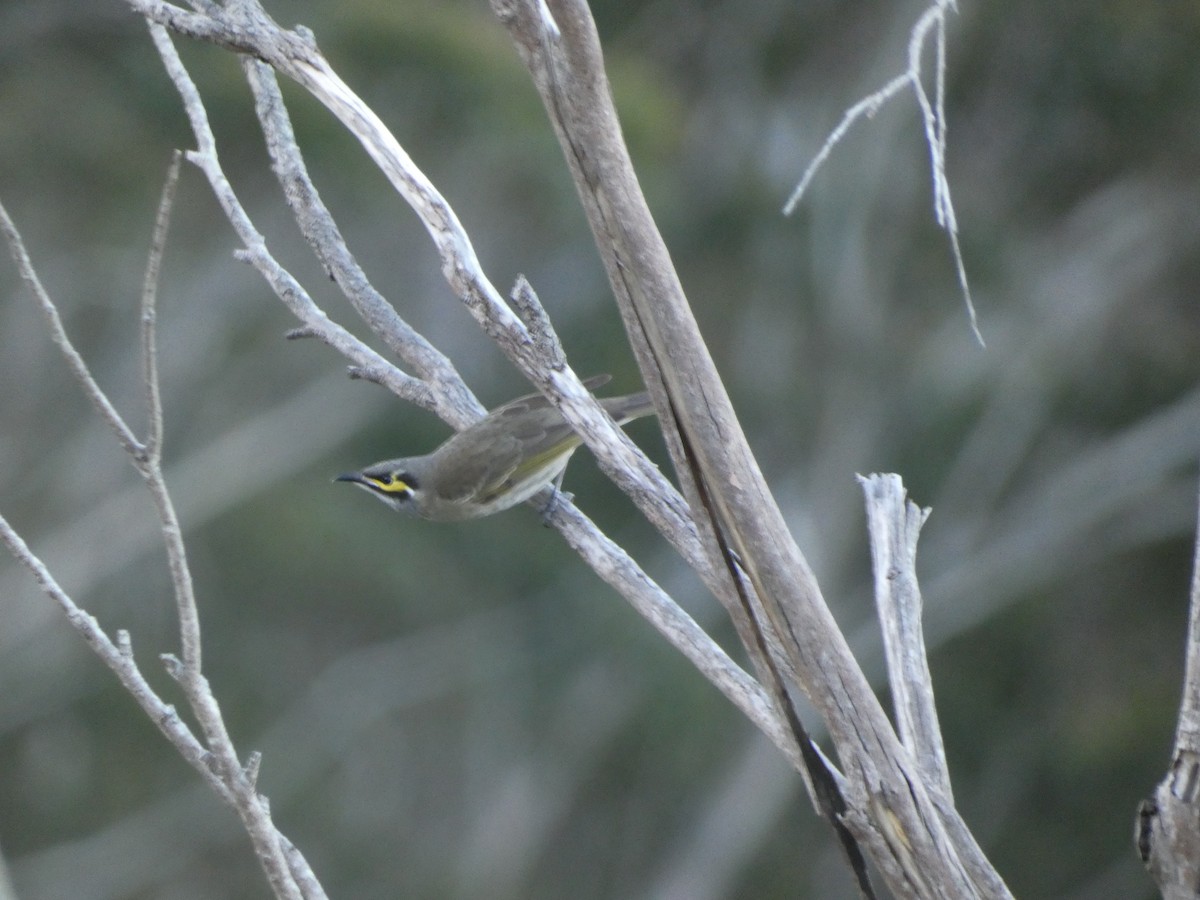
<box><xmin>433</xmin><ymin>378</ymin><xmax>654</xmax><ymax>505</ymax></box>
<box><xmin>470</xmin><ymin>404</ymin><xmax>582</xmax><ymax>503</ymax></box>
<box><xmin>428</xmin><ymin>422</ymin><xmax>524</xmax><ymax>503</ymax></box>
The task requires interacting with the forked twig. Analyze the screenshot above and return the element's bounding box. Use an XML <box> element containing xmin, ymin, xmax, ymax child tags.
<box><xmin>783</xmin><ymin>0</ymin><xmax>982</xmax><ymax>345</ymax></box>
<box><xmin>0</xmin><ymin>174</ymin><xmax>318</xmax><ymax>899</ymax></box>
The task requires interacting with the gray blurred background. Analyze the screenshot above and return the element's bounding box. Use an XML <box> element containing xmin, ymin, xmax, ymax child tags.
<box><xmin>2</xmin><ymin>1</ymin><xmax>1199</xmax><ymax>897</ymax></box>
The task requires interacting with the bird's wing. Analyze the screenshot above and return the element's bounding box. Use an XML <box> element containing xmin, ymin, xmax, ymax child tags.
<box><xmin>431</xmin><ymin>423</ymin><xmax>525</xmax><ymax>503</ymax></box>
<box><xmin>471</xmin><ymin>405</ymin><xmax>580</xmax><ymax>504</ymax></box>
<box><xmin>436</xmin><ymin>376</ymin><xmax>629</xmax><ymax>504</ymax></box>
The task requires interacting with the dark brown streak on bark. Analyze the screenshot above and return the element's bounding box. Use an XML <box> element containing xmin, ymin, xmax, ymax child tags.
<box><xmin>672</xmin><ymin>389</ymin><xmax>876</xmax><ymax>899</ymax></box>
<box><xmin>496</xmin><ymin>2</ymin><xmax>894</xmax><ymax>894</ymax></box>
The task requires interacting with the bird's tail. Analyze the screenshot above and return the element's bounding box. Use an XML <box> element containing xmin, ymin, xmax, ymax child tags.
<box><xmin>602</xmin><ymin>391</ymin><xmax>656</xmax><ymax>426</ymax></box>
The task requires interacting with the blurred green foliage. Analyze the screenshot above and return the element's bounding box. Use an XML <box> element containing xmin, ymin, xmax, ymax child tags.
<box><xmin>2</xmin><ymin>0</ymin><xmax>1200</xmax><ymax>897</ymax></box>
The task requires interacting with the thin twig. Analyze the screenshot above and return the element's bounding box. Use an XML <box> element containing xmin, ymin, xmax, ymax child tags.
<box><xmin>781</xmin><ymin>73</ymin><xmax>908</xmax><ymax>216</ymax></box>
<box><xmin>241</xmin><ymin>58</ymin><xmax>479</xmax><ymax>425</ymax></box>
<box><xmin>144</xmin><ymin>21</ymin><xmax>421</xmax><ymax>417</ymax></box>
<box><xmin>553</xmin><ymin>501</ymin><xmax>801</xmax><ymax>770</ymax></box>
<box><xmin>783</xmin><ymin>0</ymin><xmax>982</xmax><ymax>345</ymax></box>
<box><xmin>908</xmin><ymin>4</ymin><xmax>981</xmax><ymax>346</ymax></box>
<box><xmin>130</xmin><ymin>154</ymin><xmax>204</xmax><ymax>683</ymax></box>
<box><xmin>0</xmin><ymin>198</ymin><xmax>143</xmax><ymax>458</ymax></box>
<box><xmin>2</xmin><ymin>159</ymin><xmax>309</xmax><ymax>900</ymax></box>
<box><xmin>141</xmin><ymin>151</ymin><xmax>180</xmax><ymax>462</ymax></box>
<box><xmin>497</xmin><ymin>2</ymin><xmax>1011</xmax><ymax>895</ymax></box>
<box><xmin>0</xmin><ymin>512</ymin><xmax>233</xmax><ymax>804</ymax></box>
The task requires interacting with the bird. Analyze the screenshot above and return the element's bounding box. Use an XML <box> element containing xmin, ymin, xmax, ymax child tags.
<box><xmin>335</xmin><ymin>375</ymin><xmax>655</xmax><ymax>521</ymax></box>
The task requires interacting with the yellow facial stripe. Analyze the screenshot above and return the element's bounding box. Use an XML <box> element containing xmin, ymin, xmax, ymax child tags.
<box><xmin>370</xmin><ymin>476</ymin><xmax>412</xmax><ymax>495</ymax></box>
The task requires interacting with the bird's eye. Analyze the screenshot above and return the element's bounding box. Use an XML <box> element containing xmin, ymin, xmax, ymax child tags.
<box><xmin>369</xmin><ymin>472</ymin><xmax>414</xmax><ymax>496</ymax></box>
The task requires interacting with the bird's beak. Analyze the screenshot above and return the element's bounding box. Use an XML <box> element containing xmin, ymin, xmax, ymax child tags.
<box><xmin>334</xmin><ymin>472</ymin><xmax>367</xmax><ymax>485</ymax></box>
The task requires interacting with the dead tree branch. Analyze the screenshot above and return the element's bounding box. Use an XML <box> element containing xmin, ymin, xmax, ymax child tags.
<box><xmin>1137</xmin><ymin>477</ymin><xmax>1200</xmax><ymax>896</ymax></box>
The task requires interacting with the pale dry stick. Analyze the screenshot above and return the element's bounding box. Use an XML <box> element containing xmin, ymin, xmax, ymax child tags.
<box><xmin>135</xmin><ymin>151</ymin><xmax>206</xmax><ymax>678</ymax></box>
<box><xmin>0</xmin><ymin>514</ymin><xmax>234</xmax><ymax>802</ymax></box>
<box><xmin>139</xmin><ymin>157</ymin><xmax>309</xmax><ymax>900</ymax></box>
<box><xmin>509</xmin><ymin>274</ymin><xmax>568</xmax><ymax>368</ymax></box>
<box><xmin>143</xmin><ymin>22</ymin><xmax>426</xmax><ymax>416</ymax></box>
<box><xmin>240</xmin><ymin>57</ymin><xmax>483</xmax><ymax>428</ymax></box>
<box><xmin>782</xmin><ymin>72</ymin><xmax>908</xmax><ymax>217</ymax></box>
<box><xmin>497</xmin><ymin>1</ymin><xmax>874</xmax><ymax>892</ymax></box>
<box><xmin>908</xmin><ymin>2</ymin><xmax>979</xmax><ymax>345</ymax></box>
<box><xmin>140</xmin><ymin>152</ymin><xmax>174</xmax><ymax>461</ymax></box>
<box><xmin>859</xmin><ymin>473</ymin><xmax>951</xmax><ymax>799</ymax></box>
<box><xmin>782</xmin><ymin>0</ymin><xmax>981</xmax><ymax>345</ymax></box>
<box><xmin>0</xmin><ymin>191</ymin><xmax>316</xmax><ymax>899</ymax></box>
<box><xmin>858</xmin><ymin>475</ymin><xmax>1011</xmax><ymax>896</ymax></box>
<box><xmin>552</xmin><ymin>501</ymin><xmax>801</xmax><ymax>771</ymax></box>
<box><xmin>1137</xmin><ymin>478</ymin><xmax>1200</xmax><ymax>896</ymax></box>
<box><xmin>496</xmin><ymin>1</ymin><xmax>873</xmax><ymax>893</ymax></box>
<box><xmin>496</xmin><ymin>0</ymin><xmax>818</xmax><ymax>791</ymax></box>
<box><xmin>0</xmin><ymin>223</ymin><xmax>140</xmax><ymax>458</ymax></box>
<box><xmin>929</xmin><ymin>3</ymin><xmax>952</xmax><ymax>228</ymax></box>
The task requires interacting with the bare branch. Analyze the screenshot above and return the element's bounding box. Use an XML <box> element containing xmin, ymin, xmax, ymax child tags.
<box><xmin>140</xmin><ymin>151</ymin><xmax>180</xmax><ymax>463</ymax></box>
<box><xmin>551</xmin><ymin>501</ymin><xmax>801</xmax><ymax>770</ymax></box>
<box><xmin>859</xmin><ymin>474</ymin><xmax>951</xmax><ymax>800</ymax></box>
<box><xmin>0</xmin><ymin>198</ymin><xmax>143</xmax><ymax>458</ymax></box>
<box><xmin>1137</xmin><ymin>477</ymin><xmax>1200</xmax><ymax>894</ymax></box>
<box><xmin>494</xmin><ymin>0</ymin><xmax>885</xmax><ymax>889</ymax></box>
<box><xmin>144</xmin><ymin>21</ymin><xmax>426</xmax><ymax>413</ymax></box>
<box><xmin>240</xmin><ymin>58</ymin><xmax>479</xmax><ymax>425</ymax></box>
<box><xmin>1178</xmin><ymin>480</ymin><xmax>1200</xmax><ymax>742</ymax></box>
<box><xmin>858</xmin><ymin>480</ymin><xmax>1011</xmax><ymax>900</ymax></box>
<box><xmin>1</xmin><ymin>173</ymin><xmax>314</xmax><ymax>900</ymax></box>
<box><xmin>0</xmin><ymin>513</ymin><xmax>231</xmax><ymax>804</ymax></box>
<box><xmin>783</xmin><ymin>0</ymin><xmax>982</xmax><ymax>345</ymax></box>
<box><xmin>782</xmin><ymin>73</ymin><xmax>909</xmax><ymax>215</ymax></box>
